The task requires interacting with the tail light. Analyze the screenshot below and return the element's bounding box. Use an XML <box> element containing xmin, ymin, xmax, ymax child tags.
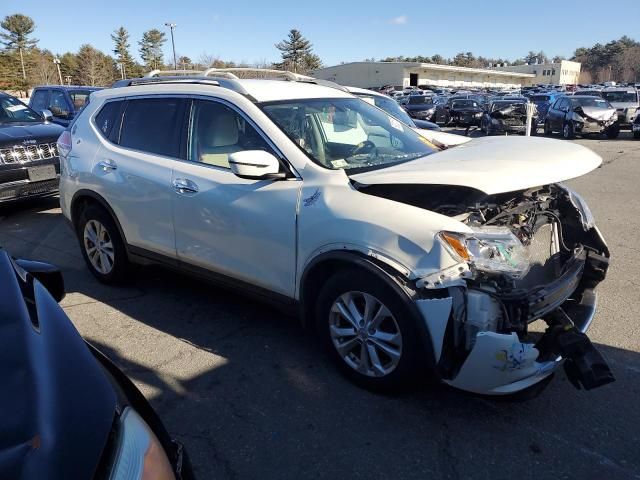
<box><xmin>57</xmin><ymin>130</ymin><xmax>72</xmax><ymax>159</ymax></box>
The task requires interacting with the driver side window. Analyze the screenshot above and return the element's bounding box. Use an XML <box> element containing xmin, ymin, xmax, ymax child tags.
<box><xmin>48</xmin><ymin>90</ymin><xmax>70</xmax><ymax>118</ymax></box>
<box><xmin>188</xmin><ymin>100</ymin><xmax>274</xmax><ymax>169</ymax></box>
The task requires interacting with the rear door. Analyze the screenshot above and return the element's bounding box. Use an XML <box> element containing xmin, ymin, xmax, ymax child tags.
<box><xmin>92</xmin><ymin>96</ymin><xmax>188</xmax><ymax>259</ymax></box>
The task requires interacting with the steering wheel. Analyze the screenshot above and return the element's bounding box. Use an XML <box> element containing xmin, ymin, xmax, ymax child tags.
<box><xmin>349</xmin><ymin>140</ymin><xmax>377</xmax><ymax>158</ymax></box>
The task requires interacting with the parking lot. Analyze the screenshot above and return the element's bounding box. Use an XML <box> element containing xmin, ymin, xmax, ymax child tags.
<box><xmin>1</xmin><ymin>131</ymin><xmax>639</xmax><ymax>479</ymax></box>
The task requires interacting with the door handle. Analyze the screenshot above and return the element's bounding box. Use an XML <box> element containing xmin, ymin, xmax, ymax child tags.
<box><xmin>97</xmin><ymin>159</ymin><xmax>117</xmax><ymax>172</ymax></box>
<box><xmin>172</xmin><ymin>178</ymin><xmax>199</xmax><ymax>195</ymax></box>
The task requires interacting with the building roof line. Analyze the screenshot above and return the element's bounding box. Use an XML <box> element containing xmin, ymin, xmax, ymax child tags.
<box><xmin>313</xmin><ymin>61</ymin><xmax>536</xmax><ymax>78</ymax></box>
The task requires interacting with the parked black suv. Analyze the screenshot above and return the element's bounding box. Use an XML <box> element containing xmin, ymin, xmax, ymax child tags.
<box><xmin>29</xmin><ymin>86</ymin><xmax>102</xmax><ymax>126</ymax></box>
<box><xmin>0</xmin><ymin>92</ymin><xmax>64</xmax><ymax>203</ymax></box>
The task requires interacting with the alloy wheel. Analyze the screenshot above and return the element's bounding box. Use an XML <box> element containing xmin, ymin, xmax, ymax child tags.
<box><xmin>329</xmin><ymin>291</ymin><xmax>402</xmax><ymax>378</ymax></box>
<box><xmin>83</xmin><ymin>219</ymin><xmax>115</xmax><ymax>274</ymax></box>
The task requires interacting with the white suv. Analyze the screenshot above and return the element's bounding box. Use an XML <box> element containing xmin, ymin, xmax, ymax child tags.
<box><xmin>58</xmin><ymin>75</ymin><xmax>614</xmax><ymax>397</ymax></box>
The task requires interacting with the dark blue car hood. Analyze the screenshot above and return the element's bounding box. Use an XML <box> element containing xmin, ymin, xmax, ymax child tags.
<box><xmin>0</xmin><ymin>252</ymin><xmax>117</xmax><ymax>480</ymax></box>
<box><xmin>0</xmin><ymin>122</ymin><xmax>64</xmax><ymax>147</ymax></box>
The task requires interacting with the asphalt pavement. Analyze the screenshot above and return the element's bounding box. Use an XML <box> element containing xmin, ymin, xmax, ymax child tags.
<box><xmin>1</xmin><ymin>130</ymin><xmax>639</xmax><ymax>479</ymax></box>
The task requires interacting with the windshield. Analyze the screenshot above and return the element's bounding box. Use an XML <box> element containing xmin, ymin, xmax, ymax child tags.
<box><xmin>408</xmin><ymin>96</ymin><xmax>433</xmax><ymax>105</ymax></box>
<box><xmin>574</xmin><ymin>91</ymin><xmax>602</xmax><ymax>97</ymax></box>
<box><xmin>491</xmin><ymin>102</ymin><xmax>525</xmax><ymax>112</ymax></box>
<box><xmin>452</xmin><ymin>100</ymin><xmax>479</xmax><ymax>109</ymax></box>
<box><xmin>530</xmin><ymin>95</ymin><xmax>550</xmax><ymax>102</ymax></box>
<box><xmin>262</xmin><ymin>98</ymin><xmax>437</xmax><ymax>171</ymax></box>
<box><xmin>0</xmin><ymin>96</ymin><xmax>42</xmax><ymax>123</ymax></box>
<box><xmin>571</xmin><ymin>97</ymin><xmax>612</xmax><ymax>109</ymax></box>
<box><xmin>357</xmin><ymin>94</ymin><xmax>415</xmax><ymax>126</ymax></box>
<box><xmin>602</xmin><ymin>91</ymin><xmax>638</xmax><ymax>103</ymax></box>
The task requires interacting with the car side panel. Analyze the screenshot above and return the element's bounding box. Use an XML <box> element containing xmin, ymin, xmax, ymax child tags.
<box><xmin>92</xmin><ymin>142</ymin><xmax>179</xmax><ymax>257</ymax></box>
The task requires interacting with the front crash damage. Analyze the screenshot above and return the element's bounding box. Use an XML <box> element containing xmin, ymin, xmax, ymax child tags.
<box><xmin>486</xmin><ymin>102</ymin><xmax>535</xmax><ymax>135</ymax></box>
<box><xmin>359</xmin><ymin>182</ymin><xmax>614</xmax><ymax>396</ymax></box>
<box><xmin>571</xmin><ymin>106</ymin><xmax>619</xmax><ymax>136</ymax></box>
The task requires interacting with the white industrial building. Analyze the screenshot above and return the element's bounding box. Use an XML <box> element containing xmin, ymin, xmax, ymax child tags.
<box><xmin>310</xmin><ymin>62</ymin><xmax>535</xmax><ymax>89</ymax></box>
<box><xmin>492</xmin><ymin>60</ymin><xmax>581</xmax><ymax>86</ymax></box>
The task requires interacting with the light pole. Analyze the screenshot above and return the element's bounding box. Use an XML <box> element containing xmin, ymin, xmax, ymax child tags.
<box><xmin>53</xmin><ymin>57</ymin><xmax>63</xmax><ymax>85</ymax></box>
<box><xmin>165</xmin><ymin>22</ymin><xmax>177</xmax><ymax>70</ymax></box>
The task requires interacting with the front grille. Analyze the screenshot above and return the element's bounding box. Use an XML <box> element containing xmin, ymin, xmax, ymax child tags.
<box><xmin>0</xmin><ymin>143</ymin><xmax>58</xmax><ymax>165</ymax></box>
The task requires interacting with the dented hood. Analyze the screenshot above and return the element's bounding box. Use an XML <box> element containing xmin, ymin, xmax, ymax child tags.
<box><xmin>577</xmin><ymin>106</ymin><xmax>617</xmax><ymax>121</ymax></box>
<box><xmin>350</xmin><ymin>136</ymin><xmax>602</xmax><ymax>195</ymax></box>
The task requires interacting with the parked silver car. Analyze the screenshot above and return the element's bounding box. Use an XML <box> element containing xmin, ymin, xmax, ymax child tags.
<box><xmin>601</xmin><ymin>88</ymin><xmax>639</xmax><ymax>127</ymax></box>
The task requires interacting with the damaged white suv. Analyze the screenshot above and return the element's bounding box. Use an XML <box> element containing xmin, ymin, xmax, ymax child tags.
<box><xmin>59</xmin><ymin>76</ymin><xmax>614</xmax><ymax>397</ymax></box>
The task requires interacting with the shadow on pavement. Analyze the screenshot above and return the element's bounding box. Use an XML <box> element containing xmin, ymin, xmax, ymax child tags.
<box><xmin>2</xmin><ymin>198</ymin><xmax>639</xmax><ymax>480</ymax></box>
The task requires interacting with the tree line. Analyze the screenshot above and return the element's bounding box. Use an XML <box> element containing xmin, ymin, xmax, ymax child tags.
<box><xmin>0</xmin><ymin>13</ymin><xmax>323</xmax><ymax>94</ymax></box>
<box><xmin>378</xmin><ymin>37</ymin><xmax>640</xmax><ymax>84</ymax></box>
<box><xmin>2</xmin><ymin>12</ymin><xmax>638</xmax><ymax>94</ymax></box>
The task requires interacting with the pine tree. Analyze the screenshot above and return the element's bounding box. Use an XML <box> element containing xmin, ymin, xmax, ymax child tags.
<box><xmin>111</xmin><ymin>26</ymin><xmax>135</xmax><ymax>78</ymax></box>
<box><xmin>275</xmin><ymin>29</ymin><xmax>321</xmax><ymax>74</ymax></box>
<box><xmin>0</xmin><ymin>13</ymin><xmax>38</xmax><ymax>85</ymax></box>
<box><xmin>139</xmin><ymin>29</ymin><xmax>166</xmax><ymax>71</ymax></box>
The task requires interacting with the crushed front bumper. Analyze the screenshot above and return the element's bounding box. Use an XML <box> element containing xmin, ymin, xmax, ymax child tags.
<box><xmin>417</xmin><ymin>242</ymin><xmax>613</xmax><ymax>396</ymax></box>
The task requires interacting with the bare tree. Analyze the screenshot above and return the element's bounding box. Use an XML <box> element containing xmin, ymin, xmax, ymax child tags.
<box><xmin>74</xmin><ymin>44</ymin><xmax>116</xmax><ymax>86</ymax></box>
<box><xmin>29</xmin><ymin>50</ymin><xmax>58</xmax><ymax>85</ymax></box>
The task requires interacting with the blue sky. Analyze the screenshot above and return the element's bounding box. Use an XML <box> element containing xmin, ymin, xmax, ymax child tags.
<box><xmin>4</xmin><ymin>0</ymin><xmax>640</xmax><ymax>66</ymax></box>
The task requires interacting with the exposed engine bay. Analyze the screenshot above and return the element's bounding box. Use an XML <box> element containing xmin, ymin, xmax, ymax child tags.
<box><xmin>358</xmin><ymin>182</ymin><xmax>614</xmax><ymax>392</ymax></box>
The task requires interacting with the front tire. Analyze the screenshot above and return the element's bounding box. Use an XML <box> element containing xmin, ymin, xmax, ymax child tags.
<box><xmin>562</xmin><ymin>122</ymin><xmax>575</xmax><ymax>139</ymax></box>
<box><xmin>77</xmin><ymin>204</ymin><xmax>129</xmax><ymax>284</ymax></box>
<box><xmin>315</xmin><ymin>269</ymin><xmax>425</xmax><ymax>391</ymax></box>
<box><xmin>544</xmin><ymin>120</ymin><xmax>552</xmax><ymax>136</ymax></box>
<box><xmin>605</xmin><ymin>125</ymin><xmax>620</xmax><ymax>139</ymax></box>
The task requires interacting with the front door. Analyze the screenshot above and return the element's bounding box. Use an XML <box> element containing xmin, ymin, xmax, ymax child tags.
<box><xmin>171</xmin><ymin>99</ymin><xmax>300</xmax><ymax>297</ymax></box>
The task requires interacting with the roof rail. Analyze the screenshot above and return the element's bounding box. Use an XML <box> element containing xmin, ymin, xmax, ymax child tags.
<box><xmin>145</xmin><ymin>69</ymin><xmax>205</xmax><ymax>77</ymax></box>
<box><xmin>110</xmin><ymin>75</ymin><xmax>256</xmax><ymax>101</ymax></box>
<box><xmin>202</xmin><ymin>67</ymin><xmax>311</xmax><ymax>81</ymax></box>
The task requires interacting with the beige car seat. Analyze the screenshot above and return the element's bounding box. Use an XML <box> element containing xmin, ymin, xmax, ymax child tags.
<box><xmin>198</xmin><ymin>111</ymin><xmax>241</xmax><ymax>168</ymax></box>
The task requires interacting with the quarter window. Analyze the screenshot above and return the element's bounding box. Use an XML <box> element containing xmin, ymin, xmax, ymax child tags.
<box><xmin>94</xmin><ymin>101</ymin><xmax>122</xmax><ymax>140</ymax></box>
<box><xmin>119</xmin><ymin>98</ymin><xmax>187</xmax><ymax>158</ymax></box>
<box><xmin>188</xmin><ymin>100</ymin><xmax>274</xmax><ymax>169</ymax></box>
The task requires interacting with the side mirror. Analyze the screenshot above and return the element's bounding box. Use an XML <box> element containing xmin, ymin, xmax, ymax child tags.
<box><xmin>15</xmin><ymin>259</ymin><xmax>66</xmax><ymax>302</ymax></box>
<box><xmin>229</xmin><ymin>150</ymin><xmax>285</xmax><ymax>180</ymax></box>
<box><xmin>41</xmin><ymin>109</ymin><xmax>53</xmax><ymax>122</ymax></box>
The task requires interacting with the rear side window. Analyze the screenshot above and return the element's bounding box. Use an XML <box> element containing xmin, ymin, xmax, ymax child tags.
<box><xmin>94</xmin><ymin>101</ymin><xmax>122</xmax><ymax>140</ymax></box>
<box><xmin>119</xmin><ymin>98</ymin><xmax>187</xmax><ymax>158</ymax></box>
<box><xmin>30</xmin><ymin>89</ymin><xmax>48</xmax><ymax>111</ymax></box>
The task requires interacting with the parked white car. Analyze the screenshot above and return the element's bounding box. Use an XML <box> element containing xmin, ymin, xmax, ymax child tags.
<box><xmin>58</xmin><ymin>76</ymin><xmax>613</xmax><ymax>397</ymax></box>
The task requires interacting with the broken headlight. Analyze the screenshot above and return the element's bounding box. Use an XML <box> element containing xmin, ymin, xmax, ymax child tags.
<box><xmin>561</xmin><ymin>185</ymin><xmax>595</xmax><ymax>230</ymax></box>
<box><xmin>439</xmin><ymin>228</ymin><xmax>530</xmax><ymax>278</ymax></box>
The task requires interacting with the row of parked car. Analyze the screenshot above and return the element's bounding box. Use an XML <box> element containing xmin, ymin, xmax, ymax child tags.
<box><xmin>0</xmin><ymin>69</ymin><xmax>618</xmax><ymax>478</ymax></box>
<box><xmin>388</xmin><ymin>85</ymin><xmax>640</xmax><ymax>139</ymax></box>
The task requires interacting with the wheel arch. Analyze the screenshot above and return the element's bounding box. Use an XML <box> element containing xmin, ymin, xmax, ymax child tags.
<box><xmin>299</xmin><ymin>250</ymin><xmax>437</xmax><ymax>369</ymax></box>
<box><xmin>70</xmin><ymin>189</ymin><xmax>128</xmax><ymax>246</ymax></box>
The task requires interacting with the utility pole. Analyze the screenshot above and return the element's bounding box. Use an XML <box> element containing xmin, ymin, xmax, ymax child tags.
<box><xmin>165</xmin><ymin>22</ymin><xmax>177</xmax><ymax>70</ymax></box>
<box><xmin>53</xmin><ymin>57</ymin><xmax>63</xmax><ymax>85</ymax></box>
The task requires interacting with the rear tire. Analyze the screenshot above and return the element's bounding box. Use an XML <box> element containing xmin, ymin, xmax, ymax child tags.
<box><xmin>315</xmin><ymin>269</ymin><xmax>426</xmax><ymax>392</ymax></box>
<box><xmin>77</xmin><ymin>204</ymin><xmax>129</xmax><ymax>284</ymax></box>
<box><xmin>634</xmin><ymin>132</ymin><xmax>640</xmax><ymax>139</ymax></box>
